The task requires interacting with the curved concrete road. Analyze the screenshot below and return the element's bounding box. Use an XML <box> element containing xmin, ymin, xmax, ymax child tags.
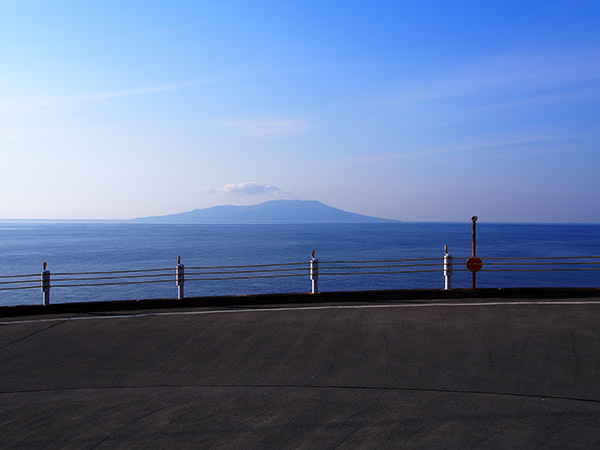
<box><xmin>1</xmin><ymin>299</ymin><xmax>600</xmax><ymax>449</ymax></box>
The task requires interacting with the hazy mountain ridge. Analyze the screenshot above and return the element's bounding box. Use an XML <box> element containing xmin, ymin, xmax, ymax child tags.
<box><xmin>134</xmin><ymin>200</ymin><xmax>396</xmax><ymax>223</ymax></box>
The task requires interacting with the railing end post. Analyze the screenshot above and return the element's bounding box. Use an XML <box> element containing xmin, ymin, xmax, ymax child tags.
<box><xmin>176</xmin><ymin>257</ymin><xmax>184</xmax><ymax>300</ymax></box>
<box><xmin>444</xmin><ymin>246</ymin><xmax>452</xmax><ymax>290</ymax></box>
<box><xmin>41</xmin><ymin>262</ymin><xmax>50</xmax><ymax>306</ymax></box>
<box><xmin>310</xmin><ymin>252</ymin><xmax>319</xmax><ymax>294</ymax></box>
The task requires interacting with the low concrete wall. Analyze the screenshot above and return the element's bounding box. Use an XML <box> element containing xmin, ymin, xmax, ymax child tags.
<box><xmin>1</xmin><ymin>287</ymin><xmax>599</xmax><ymax>318</ymax></box>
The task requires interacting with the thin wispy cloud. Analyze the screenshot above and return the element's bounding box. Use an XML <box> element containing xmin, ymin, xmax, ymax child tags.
<box><xmin>1</xmin><ymin>79</ymin><xmax>216</xmax><ymax>115</ymax></box>
<box><xmin>331</xmin><ymin>132</ymin><xmax>567</xmax><ymax>166</ymax></box>
<box><xmin>404</xmin><ymin>133</ymin><xmax>557</xmax><ymax>158</ymax></box>
<box><xmin>218</xmin><ymin>116</ymin><xmax>313</xmax><ymax>138</ymax></box>
<box><xmin>362</xmin><ymin>47</ymin><xmax>600</xmax><ymax>135</ymax></box>
<box><xmin>382</xmin><ymin>47</ymin><xmax>600</xmax><ymax>105</ymax></box>
<box><xmin>120</xmin><ymin>25</ymin><xmax>189</xmax><ymax>41</ymax></box>
<box><xmin>432</xmin><ymin>49</ymin><xmax>599</xmax><ymax>99</ymax></box>
<box><xmin>73</xmin><ymin>79</ymin><xmax>214</xmax><ymax>101</ymax></box>
<box><xmin>0</xmin><ymin>126</ymin><xmax>28</xmax><ymax>141</ymax></box>
<box><xmin>413</xmin><ymin>84</ymin><xmax>600</xmax><ymax>130</ymax></box>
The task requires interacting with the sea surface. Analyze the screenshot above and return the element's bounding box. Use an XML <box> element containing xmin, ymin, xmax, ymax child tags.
<box><xmin>1</xmin><ymin>222</ymin><xmax>599</xmax><ymax>306</ymax></box>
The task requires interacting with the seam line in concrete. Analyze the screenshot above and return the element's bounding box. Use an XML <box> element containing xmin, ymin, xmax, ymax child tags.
<box><xmin>1</xmin><ymin>383</ymin><xmax>599</xmax><ymax>405</ymax></box>
<box><xmin>0</xmin><ymin>320</ymin><xmax>66</xmax><ymax>349</ymax></box>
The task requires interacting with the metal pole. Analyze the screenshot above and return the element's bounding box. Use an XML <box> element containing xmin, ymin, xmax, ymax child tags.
<box><xmin>471</xmin><ymin>216</ymin><xmax>478</xmax><ymax>289</ymax></box>
<box><xmin>444</xmin><ymin>246</ymin><xmax>452</xmax><ymax>290</ymax></box>
<box><xmin>310</xmin><ymin>250</ymin><xmax>319</xmax><ymax>294</ymax></box>
<box><xmin>41</xmin><ymin>262</ymin><xmax>50</xmax><ymax>306</ymax></box>
<box><xmin>176</xmin><ymin>256</ymin><xmax>184</xmax><ymax>300</ymax></box>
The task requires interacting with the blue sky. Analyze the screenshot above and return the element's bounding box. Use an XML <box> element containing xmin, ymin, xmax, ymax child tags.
<box><xmin>1</xmin><ymin>0</ymin><xmax>599</xmax><ymax>222</ymax></box>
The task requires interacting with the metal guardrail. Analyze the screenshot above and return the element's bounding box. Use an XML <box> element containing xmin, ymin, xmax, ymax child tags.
<box><xmin>1</xmin><ymin>252</ymin><xmax>599</xmax><ymax>306</ymax></box>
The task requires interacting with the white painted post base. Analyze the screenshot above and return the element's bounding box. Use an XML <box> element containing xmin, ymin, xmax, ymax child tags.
<box><xmin>176</xmin><ymin>260</ymin><xmax>184</xmax><ymax>300</ymax></box>
<box><xmin>310</xmin><ymin>258</ymin><xmax>319</xmax><ymax>294</ymax></box>
<box><xmin>444</xmin><ymin>246</ymin><xmax>453</xmax><ymax>290</ymax></box>
<box><xmin>41</xmin><ymin>265</ymin><xmax>50</xmax><ymax>305</ymax></box>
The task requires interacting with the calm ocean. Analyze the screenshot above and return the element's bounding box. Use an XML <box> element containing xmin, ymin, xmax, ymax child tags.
<box><xmin>1</xmin><ymin>222</ymin><xmax>599</xmax><ymax>306</ymax></box>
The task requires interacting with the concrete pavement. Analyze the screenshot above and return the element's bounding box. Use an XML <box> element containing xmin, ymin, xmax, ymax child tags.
<box><xmin>1</xmin><ymin>298</ymin><xmax>600</xmax><ymax>449</ymax></box>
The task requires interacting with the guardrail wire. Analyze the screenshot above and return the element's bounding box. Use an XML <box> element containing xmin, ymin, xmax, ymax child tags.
<box><xmin>1</xmin><ymin>255</ymin><xmax>598</xmax><ymax>302</ymax></box>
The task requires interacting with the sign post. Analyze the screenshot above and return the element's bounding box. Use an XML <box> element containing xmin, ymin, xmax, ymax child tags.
<box><xmin>466</xmin><ymin>216</ymin><xmax>483</xmax><ymax>288</ymax></box>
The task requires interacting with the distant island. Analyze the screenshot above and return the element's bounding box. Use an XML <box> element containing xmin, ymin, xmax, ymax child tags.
<box><xmin>133</xmin><ymin>200</ymin><xmax>397</xmax><ymax>223</ymax></box>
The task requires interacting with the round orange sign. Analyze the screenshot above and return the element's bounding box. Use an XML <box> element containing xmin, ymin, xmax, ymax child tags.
<box><xmin>466</xmin><ymin>256</ymin><xmax>483</xmax><ymax>273</ymax></box>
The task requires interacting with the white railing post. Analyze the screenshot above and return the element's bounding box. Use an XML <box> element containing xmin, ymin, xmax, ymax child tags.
<box><xmin>176</xmin><ymin>256</ymin><xmax>184</xmax><ymax>300</ymax></box>
<box><xmin>310</xmin><ymin>250</ymin><xmax>319</xmax><ymax>294</ymax></box>
<box><xmin>443</xmin><ymin>246</ymin><xmax>453</xmax><ymax>290</ymax></box>
<box><xmin>41</xmin><ymin>262</ymin><xmax>50</xmax><ymax>305</ymax></box>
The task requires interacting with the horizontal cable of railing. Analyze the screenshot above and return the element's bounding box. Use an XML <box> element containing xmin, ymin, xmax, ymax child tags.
<box><xmin>433</xmin><ymin>255</ymin><xmax>600</xmax><ymax>272</ymax></box>
<box><xmin>476</xmin><ymin>268</ymin><xmax>600</xmax><ymax>272</ymax></box>
<box><xmin>185</xmin><ymin>267</ymin><xmax>307</xmax><ymax>276</ymax></box>
<box><xmin>0</xmin><ymin>279</ymin><xmax>41</xmax><ymax>285</ymax></box>
<box><xmin>318</xmin><ymin>258</ymin><xmax>443</xmax><ymax>276</ymax></box>
<box><xmin>0</xmin><ymin>273</ymin><xmax>39</xmax><ymax>279</ymax></box>
<box><xmin>468</xmin><ymin>255</ymin><xmax>600</xmax><ymax>272</ymax></box>
<box><xmin>482</xmin><ymin>261</ymin><xmax>600</xmax><ymax>266</ymax></box>
<box><xmin>32</xmin><ymin>268</ymin><xmax>174</xmax><ymax>289</ymax></box>
<box><xmin>51</xmin><ymin>279</ymin><xmax>175</xmax><ymax>288</ymax></box>
<box><xmin>186</xmin><ymin>261</ymin><xmax>306</xmax><ymax>270</ymax></box>
<box><xmin>320</xmin><ymin>263</ymin><xmax>442</xmax><ymax>269</ymax></box>
<box><xmin>186</xmin><ymin>273</ymin><xmax>307</xmax><ymax>282</ymax></box>
<box><xmin>320</xmin><ymin>270</ymin><xmax>441</xmax><ymax>276</ymax></box>
<box><xmin>478</xmin><ymin>255</ymin><xmax>600</xmax><ymax>260</ymax></box>
<box><xmin>0</xmin><ymin>274</ymin><xmax>40</xmax><ymax>291</ymax></box>
<box><xmin>51</xmin><ymin>273</ymin><xmax>174</xmax><ymax>282</ymax></box>
<box><xmin>0</xmin><ymin>262</ymin><xmax>311</xmax><ymax>291</ymax></box>
<box><xmin>0</xmin><ymin>285</ymin><xmax>42</xmax><ymax>291</ymax></box>
<box><xmin>320</xmin><ymin>257</ymin><xmax>441</xmax><ymax>264</ymax></box>
<box><xmin>52</xmin><ymin>267</ymin><xmax>173</xmax><ymax>276</ymax></box>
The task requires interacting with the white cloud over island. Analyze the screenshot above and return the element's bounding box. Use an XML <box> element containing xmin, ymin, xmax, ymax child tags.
<box><xmin>222</xmin><ymin>182</ymin><xmax>281</xmax><ymax>195</ymax></box>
